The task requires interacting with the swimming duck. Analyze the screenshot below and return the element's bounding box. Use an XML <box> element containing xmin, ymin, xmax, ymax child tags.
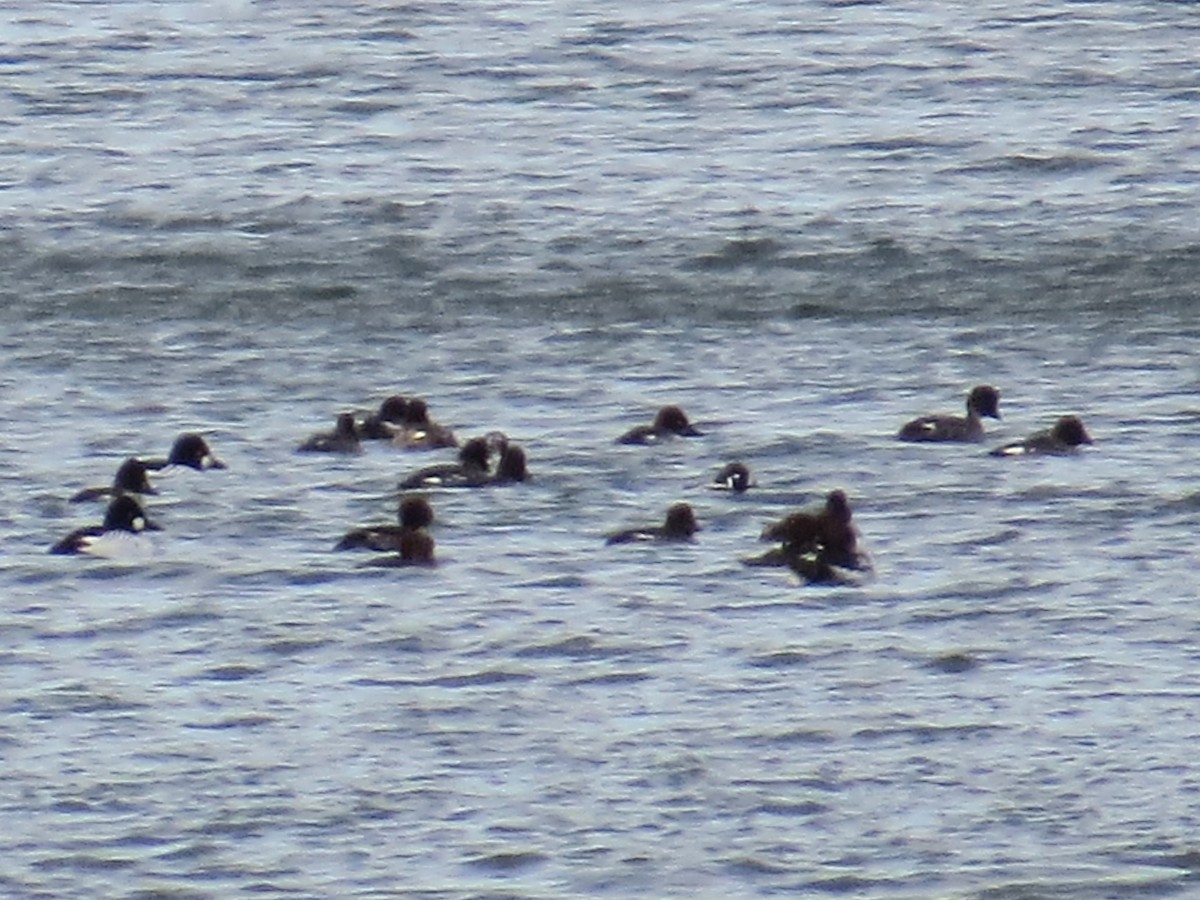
<box><xmin>398</xmin><ymin>436</ymin><xmax>491</xmax><ymax>488</ymax></box>
<box><xmin>491</xmin><ymin>443</ymin><xmax>529</xmax><ymax>484</ymax></box>
<box><xmin>70</xmin><ymin>457</ymin><xmax>158</xmax><ymax>503</ymax></box>
<box><xmin>143</xmin><ymin>433</ymin><xmax>227</xmax><ymax>471</ymax></box>
<box><xmin>606</xmin><ymin>502</ymin><xmax>700</xmax><ymax>544</ymax></box>
<box><xmin>391</xmin><ymin>398</ymin><xmax>458</xmax><ymax>450</ymax></box>
<box><xmin>334</xmin><ymin>496</ymin><xmax>435</xmax><ymax>552</ymax></box>
<box><xmin>617</xmin><ymin>405</ymin><xmax>703</xmax><ymax>445</ymax></box>
<box><xmin>50</xmin><ymin>494</ymin><xmax>162</xmax><ymax>557</ymax></box>
<box><xmin>298</xmin><ymin>413</ymin><xmax>363</xmax><ymax>454</ymax></box>
<box><xmin>709</xmin><ymin>462</ymin><xmax>753</xmax><ymax>492</ymax></box>
<box><xmin>989</xmin><ymin>415</ymin><xmax>1093</xmax><ymax>457</ymax></box>
<box><xmin>897</xmin><ymin>385</ymin><xmax>1001</xmax><ymax>443</ymax></box>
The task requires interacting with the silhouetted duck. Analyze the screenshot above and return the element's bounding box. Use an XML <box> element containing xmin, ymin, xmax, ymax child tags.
<box><xmin>357</xmin><ymin>395</ymin><xmax>409</xmax><ymax>440</ymax></box>
<box><xmin>709</xmin><ymin>462</ymin><xmax>753</xmax><ymax>492</ymax></box>
<box><xmin>898</xmin><ymin>385</ymin><xmax>1001</xmax><ymax>442</ymax></box>
<box><xmin>335</xmin><ymin>496</ymin><xmax>434</xmax><ymax>552</ymax></box>
<box><xmin>70</xmin><ymin>457</ymin><xmax>158</xmax><ymax>503</ymax></box>
<box><xmin>391</xmin><ymin>398</ymin><xmax>458</xmax><ymax>450</ymax></box>
<box><xmin>989</xmin><ymin>415</ymin><xmax>1093</xmax><ymax>457</ymax></box>
<box><xmin>143</xmin><ymin>433</ymin><xmax>227</xmax><ymax>471</ymax></box>
<box><xmin>606</xmin><ymin>502</ymin><xmax>700</xmax><ymax>544</ymax></box>
<box><xmin>398</xmin><ymin>436</ymin><xmax>491</xmax><ymax>488</ymax></box>
<box><xmin>298</xmin><ymin>413</ymin><xmax>362</xmax><ymax>454</ymax></box>
<box><xmin>50</xmin><ymin>495</ymin><xmax>162</xmax><ymax>557</ymax></box>
<box><xmin>617</xmin><ymin>405</ymin><xmax>702</xmax><ymax>445</ymax></box>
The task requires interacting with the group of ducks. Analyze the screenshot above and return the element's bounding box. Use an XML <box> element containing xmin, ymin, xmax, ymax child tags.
<box><xmin>49</xmin><ymin>386</ymin><xmax>1093</xmax><ymax>585</ymax></box>
<box><xmin>300</xmin><ymin>396</ymin><xmax>531</xmax><ymax>567</ymax></box>
<box><xmin>293</xmin><ymin>396</ymin><xmax>874</xmax><ymax>581</ymax></box>
<box><xmin>596</xmin><ymin>385</ymin><xmax>1091</xmax><ymax>585</ymax></box>
<box><xmin>49</xmin><ymin>433</ymin><xmax>227</xmax><ymax>556</ymax></box>
<box><xmin>896</xmin><ymin>384</ymin><xmax>1094</xmax><ymax>456</ymax></box>
<box><xmin>297</xmin><ymin>396</ymin><xmax>530</xmax><ymax>490</ymax></box>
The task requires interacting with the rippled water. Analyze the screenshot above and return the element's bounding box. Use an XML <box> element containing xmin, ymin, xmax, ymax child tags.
<box><xmin>3</xmin><ymin>1</ymin><xmax>1200</xmax><ymax>897</ymax></box>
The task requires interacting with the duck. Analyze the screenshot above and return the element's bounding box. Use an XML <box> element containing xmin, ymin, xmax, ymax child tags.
<box><xmin>897</xmin><ymin>385</ymin><xmax>1001</xmax><ymax>442</ymax></box>
<box><xmin>70</xmin><ymin>457</ymin><xmax>158</xmax><ymax>503</ymax></box>
<box><xmin>709</xmin><ymin>462</ymin><xmax>753</xmax><ymax>492</ymax></box>
<box><xmin>491</xmin><ymin>443</ymin><xmax>529</xmax><ymax>484</ymax></box>
<box><xmin>989</xmin><ymin>415</ymin><xmax>1093</xmax><ymax>457</ymax></box>
<box><xmin>606</xmin><ymin>502</ymin><xmax>700</xmax><ymax>544</ymax></box>
<box><xmin>391</xmin><ymin>398</ymin><xmax>458</xmax><ymax>450</ymax></box>
<box><xmin>334</xmin><ymin>496</ymin><xmax>434</xmax><ymax>552</ymax></box>
<box><xmin>143</xmin><ymin>433</ymin><xmax>227</xmax><ymax>471</ymax></box>
<box><xmin>617</xmin><ymin>405</ymin><xmax>702</xmax><ymax>445</ymax></box>
<box><xmin>50</xmin><ymin>494</ymin><xmax>162</xmax><ymax>557</ymax></box>
<box><xmin>298</xmin><ymin>413</ymin><xmax>363</xmax><ymax>454</ymax></box>
<box><xmin>398</xmin><ymin>436</ymin><xmax>491</xmax><ymax>489</ymax></box>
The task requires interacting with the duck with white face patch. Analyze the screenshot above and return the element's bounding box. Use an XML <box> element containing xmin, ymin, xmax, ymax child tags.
<box><xmin>50</xmin><ymin>494</ymin><xmax>163</xmax><ymax>559</ymax></box>
<box><xmin>710</xmin><ymin>462</ymin><xmax>753</xmax><ymax>493</ymax></box>
<box><xmin>143</xmin><ymin>433</ymin><xmax>228</xmax><ymax>471</ymax></box>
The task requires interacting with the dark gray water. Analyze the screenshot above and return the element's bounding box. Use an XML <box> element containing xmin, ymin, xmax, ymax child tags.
<box><xmin>3</xmin><ymin>1</ymin><xmax>1200</xmax><ymax>897</ymax></box>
